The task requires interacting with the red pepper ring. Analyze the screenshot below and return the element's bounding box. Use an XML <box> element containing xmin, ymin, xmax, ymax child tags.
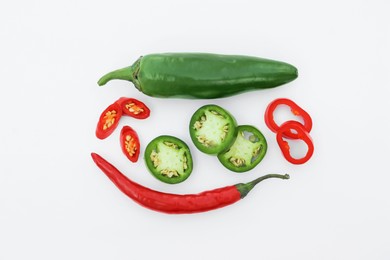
<box><xmin>265</xmin><ymin>98</ymin><xmax>312</xmax><ymax>139</ymax></box>
<box><xmin>276</xmin><ymin>121</ymin><xmax>314</xmax><ymax>165</ymax></box>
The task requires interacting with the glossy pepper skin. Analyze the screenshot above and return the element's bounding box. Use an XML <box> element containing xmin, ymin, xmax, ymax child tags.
<box><xmin>98</xmin><ymin>53</ymin><xmax>298</xmax><ymax>99</ymax></box>
<box><xmin>91</xmin><ymin>153</ymin><xmax>289</xmax><ymax>214</ymax></box>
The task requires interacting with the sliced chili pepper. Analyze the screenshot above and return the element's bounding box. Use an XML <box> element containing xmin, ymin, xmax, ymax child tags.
<box><xmin>189</xmin><ymin>104</ymin><xmax>237</xmax><ymax>155</ymax></box>
<box><xmin>116</xmin><ymin>97</ymin><xmax>150</xmax><ymax>119</ymax></box>
<box><xmin>265</xmin><ymin>98</ymin><xmax>312</xmax><ymax>139</ymax></box>
<box><xmin>217</xmin><ymin>125</ymin><xmax>267</xmax><ymax>172</ymax></box>
<box><xmin>120</xmin><ymin>126</ymin><xmax>140</xmax><ymax>163</ymax></box>
<box><xmin>96</xmin><ymin>102</ymin><xmax>122</xmax><ymax>139</ymax></box>
<box><xmin>144</xmin><ymin>135</ymin><xmax>193</xmax><ymax>184</ymax></box>
<box><xmin>91</xmin><ymin>152</ymin><xmax>289</xmax><ymax>214</ymax></box>
<box><xmin>276</xmin><ymin>121</ymin><xmax>314</xmax><ymax>165</ymax></box>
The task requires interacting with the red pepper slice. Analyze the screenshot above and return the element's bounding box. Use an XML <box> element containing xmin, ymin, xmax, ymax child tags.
<box><xmin>120</xmin><ymin>126</ymin><xmax>140</xmax><ymax>162</ymax></box>
<box><xmin>276</xmin><ymin>121</ymin><xmax>314</xmax><ymax>165</ymax></box>
<box><xmin>265</xmin><ymin>98</ymin><xmax>312</xmax><ymax>139</ymax></box>
<box><xmin>96</xmin><ymin>102</ymin><xmax>122</xmax><ymax>139</ymax></box>
<box><xmin>116</xmin><ymin>97</ymin><xmax>150</xmax><ymax>119</ymax></box>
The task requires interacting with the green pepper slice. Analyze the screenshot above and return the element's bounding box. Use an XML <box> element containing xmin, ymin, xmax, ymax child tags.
<box><xmin>144</xmin><ymin>135</ymin><xmax>193</xmax><ymax>184</ymax></box>
<box><xmin>217</xmin><ymin>125</ymin><xmax>267</xmax><ymax>172</ymax></box>
<box><xmin>189</xmin><ymin>104</ymin><xmax>237</xmax><ymax>155</ymax></box>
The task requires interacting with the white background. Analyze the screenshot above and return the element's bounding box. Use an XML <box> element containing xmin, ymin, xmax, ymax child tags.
<box><xmin>1</xmin><ymin>0</ymin><xmax>389</xmax><ymax>259</ymax></box>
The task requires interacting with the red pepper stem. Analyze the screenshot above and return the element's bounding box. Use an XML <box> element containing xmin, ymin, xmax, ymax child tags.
<box><xmin>236</xmin><ymin>173</ymin><xmax>290</xmax><ymax>199</ymax></box>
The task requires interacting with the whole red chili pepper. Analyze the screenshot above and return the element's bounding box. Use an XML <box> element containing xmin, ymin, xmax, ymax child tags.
<box><xmin>91</xmin><ymin>153</ymin><xmax>289</xmax><ymax>214</ymax></box>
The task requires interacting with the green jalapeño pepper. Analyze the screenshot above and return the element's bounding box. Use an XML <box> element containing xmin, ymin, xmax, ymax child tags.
<box><xmin>145</xmin><ymin>135</ymin><xmax>193</xmax><ymax>184</ymax></box>
<box><xmin>98</xmin><ymin>53</ymin><xmax>298</xmax><ymax>99</ymax></box>
<box><xmin>218</xmin><ymin>125</ymin><xmax>267</xmax><ymax>172</ymax></box>
<box><xmin>189</xmin><ymin>104</ymin><xmax>237</xmax><ymax>155</ymax></box>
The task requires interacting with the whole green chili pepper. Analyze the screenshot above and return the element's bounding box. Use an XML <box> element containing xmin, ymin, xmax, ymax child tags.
<box><xmin>98</xmin><ymin>53</ymin><xmax>298</xmax><ymax>99</ymax></box>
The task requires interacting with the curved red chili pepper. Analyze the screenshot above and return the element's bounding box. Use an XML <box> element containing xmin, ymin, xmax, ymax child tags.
<box><xmin>116</xmin><ymin>97</ymin><xmax>150</xmax><ymax>119</ymax></box>
<box><xmin>120</xmin><ymin>126</ymin><xmax>140</xmax><ymax>163</ymax></box>
<box><xmin>96</xmin><ymin>102</ymin><xmax>123</xmax><ymax>139</ymax></box>
<box><xmin>265</xmin><ymin>98</ymin><xmax>312</xmax><ymax>139</ymax></box>
<box><xmin>276</xmin><ymin>121</ymin><xmax>314</xmax><ymax>165</ymax></box>
<box><xmin>91</xmin><ymin>153</ymin><xmax>289</xmax><ymax>214</ymax></box>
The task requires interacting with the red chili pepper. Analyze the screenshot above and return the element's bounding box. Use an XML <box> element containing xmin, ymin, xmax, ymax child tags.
<box><xmin>91</xmin><ymin>153</ymin><xmax>289</xmax><ymax>214</ymax></box>
<box><xmin>276</xmin><ymin>121</ymin><xmax>314</xmax><ymax>165</ymax></box>
<box><xmin>120</xmin><ymin>126</ymin><xmax>140</xmax><ymax>163</ymax></box>
<box><xmin>96</xmin><ymin>102</ymin><xmax>123</xmax><ymax>139</ymax></box>
<box><xmin>265</xmin><ymin>98</ymin><xmax>312</xmax><ymax>139</ymax></box>
<box><xmin>116</xmin><ymin>97</ymin><xmax>150</xmax><ymax>119</ymax></box>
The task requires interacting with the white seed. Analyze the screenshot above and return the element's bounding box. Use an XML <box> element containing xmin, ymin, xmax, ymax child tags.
<box><xmin>223</xmin><ymin>125</ymin><xmax>229</xmax><ymax>132</ymax></box>
<box><xmin>164</xmin><ymin>141</ymin><xmax>178</xmax><ymax>149</ymax></box>
<box><xmin>197</xmin><ymin>135</ymin><xmax>212</xmax><ymax>147</ymax></box>
<box><xmin>150</xmin><ymin>151</ymin><xmax>160</xmax><ymax>167</ymax></box>
<box><xmin>230</xmin><ymin>157</ymin><xmax>245</xmax><ymax>167</ymax></box>
<box><xmin>193</xmin><ymin>121</ymin><xmax>202</xmax><ymax>130</ymax></box>
<box><xmin>161</xmin><ymin>169</ymin><xmax>179</xmax><ymax>178</ymax></box>
<box><xmin>253</xmin><ymin>147</ymin><xmax>260</xmax><ymax>157</ymax></box>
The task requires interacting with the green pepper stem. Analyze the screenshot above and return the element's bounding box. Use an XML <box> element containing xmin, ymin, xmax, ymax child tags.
<box><xmin>236</xmin><ymin>173</ymin><xmax>290</xmax><ymax>198</ymax></box>
<box><xmin>97</xmin><ymin>66</ymin><xmax>134</xmax><ymax>86</ymax></box>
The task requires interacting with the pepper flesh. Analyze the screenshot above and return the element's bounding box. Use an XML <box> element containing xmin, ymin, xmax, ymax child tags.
<box><xmin>98</xmin><ymin>53</ymin><xmax>298</xmax><ymax>99</ymax></box>
<box><xmin>218</xmin><ymin>125</ymin><xmax>267</xmax><ymax>173</ymax></box>
<box><xmin>189</xmin><ymin>104</ymin><xmax>237</xmax><ymax>154</ymax></box>
<box><xmin>144</xmin><ymin>135</ymin><xmax>193</xmax><ymax>184</ymax></box>
<box><xmin>91</xmin><ymin>153</ymin><xmax>289</xmax><ymax>214</ymax></box>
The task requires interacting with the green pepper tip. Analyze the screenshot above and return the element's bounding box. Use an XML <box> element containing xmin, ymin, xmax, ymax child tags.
<box><xmin>97</xmin><ymin>78</ymin><xmax>107</xmax><ymax>86</ymax></box>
